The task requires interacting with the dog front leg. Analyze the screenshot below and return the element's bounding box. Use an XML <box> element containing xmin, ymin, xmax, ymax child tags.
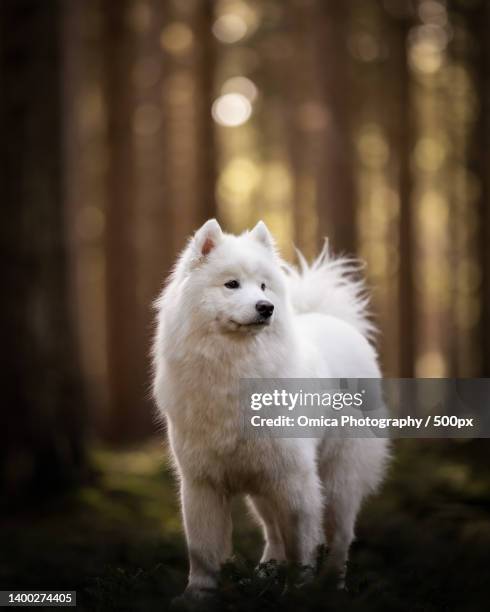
<box><xmin>276</xmin><ymin>474</ymin><xmax>324</xmax><ymax>574</ymax></box>
<box><xmin>248</xmin><ymin>495</ymin><xmax>286</xmax><ymax>564</ymax></box>
<box><xmin>180</xmin><ymin>478</ymin><xmax>232</xmax><ymax>598</ymax></box>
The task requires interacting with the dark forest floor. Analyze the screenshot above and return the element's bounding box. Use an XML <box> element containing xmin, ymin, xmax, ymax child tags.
<box><xmin>1</xmin><ymin>439</ymin><xmax>490</xmax><ymax>611</ymax></box>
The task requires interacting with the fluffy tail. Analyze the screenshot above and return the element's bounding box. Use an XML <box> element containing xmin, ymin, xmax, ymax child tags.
<box><xmin>283</xmin><ymin>241</ymin><xmax>375</xmax><ymax>341</ymax></box>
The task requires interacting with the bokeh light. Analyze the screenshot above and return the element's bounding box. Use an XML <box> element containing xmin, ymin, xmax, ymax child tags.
<box><xmin>212</xmin><ymin>93</ymin><xmax>252</xmax><ymax>127</ymax></box>
<box><xmin>357</xmin><ymin>124</ymin><xmax>389</xmax><ymax>169</ymax></box>
<box><xmin>409</xmin><ymin>24</ymin><xmax>449</xmax><ymax>75</ymax></box>
<box><xmin>418</xmin><ymin>0</ymin><xmax>448</xmax><ymax>26</ymax></box>
<box><xmin>348</xmin><ymin>32</ymin><xmax>381</xmax><ymax>63</ymax></box>
<box><xmin>221</xmin><ymin>76</ymin><xmax>258</xmax><ymax>102</ymax></box>
<box><xmin>212</xmin><ymin>14</ymin><xmax>248</xmax><ymax>43</ymax></box>
<box><xmin>160</xmin><ymin>22</ymin><xmax>194</xmax><ymax>55</ymax></box>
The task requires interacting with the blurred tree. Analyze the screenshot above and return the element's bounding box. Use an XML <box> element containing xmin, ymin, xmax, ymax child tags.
<box><xmin>286</xmin><ymin>0</ymin><xmax>322</xmax><ymax>259</ymax></box>
<box><xmin>476</xmin><ymin>0</ymin><xmax>490</xmax><ymax>376</ymax></box>
<box><xmin>391</xmin><ymin>3</ymin><xmax>416</xmax><ymax>378</ymax></box>
<box><xmin>63</xmin><ymin>0</ymin><xmax>109</xmax><ymax>428</ymax></box>
<box><xmin>160</xmin><ymin>0</ymin><xmax>217</xmax><ymax>250</ymax></box>
<box><xmin>101</xmin><ymin>0</ymin><xmax>217</xmax><ymax>441</ymax></box>
<box><xmin>315</xmin><ymin>0</ymin><xmax>357</xmax><ymax>254</ymax></box>
<box><xmin>0</xmin><ymin>0</ymin><xmax>87</xmax><ymax>505</ymax></box>
<box><xmin>102</xmin><ymin>0</ymin><xmax>148</xmax><ymax>442</ymax></box>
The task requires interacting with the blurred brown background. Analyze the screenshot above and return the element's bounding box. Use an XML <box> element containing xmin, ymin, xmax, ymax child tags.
<box><xmin>2</xmin><ymin>0</ymin><xmax>490</xmax><ymax>498</ymax></box>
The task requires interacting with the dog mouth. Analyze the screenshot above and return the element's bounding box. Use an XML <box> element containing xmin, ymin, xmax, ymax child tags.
<box><xmin>229</xmin><ymin>318</ymin><xmax>271</xmax><ymax>330</ymax></box>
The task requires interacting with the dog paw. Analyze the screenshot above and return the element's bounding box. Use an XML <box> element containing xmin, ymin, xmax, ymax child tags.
<box><xmin>295</xmin><ymin>565</ymin><xmax>316</xmax><ymax>588</ymax></box>
<box><xmin>322</xmin><ymin>559</ymin><xmax>348</xmax><ymax>590</ymax></box>
<box><xmin>255</xmin><ymin>560</ymin><xmax>281</xmax><ymax>580</ymax></box>
<box><xmin>170</xmin><ymin>587</ymin><xmax>215</xmax><ymax>611</ymax></box>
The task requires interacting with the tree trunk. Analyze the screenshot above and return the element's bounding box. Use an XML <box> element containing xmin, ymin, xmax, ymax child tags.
<box><xmin>0</xmin><ymin>0</ymin><xmax>87</xmax><ymax>507</ymax></box>
<box><xmin>102</xmin><ymin>0</ymin><xmax>151</xmax><ymax>442</ymax></box>
<box><xmin>394</xmin><ymin>15</ymin><xmax>416</xmax><ymax>378</ymax></box>
<box><xmin>476</xmin><ymin>0</ymin><xmax>490</xmax><ymax>376</ymax></box>
<box><xmin>315</xmin><ymin>0</ymin><xmax>356</xmax><ymax>254</ymax></box>
<box><xmin>101</xmin><ymin>0</ymin><xmax>217</xmax><ymax>441</ymax></box>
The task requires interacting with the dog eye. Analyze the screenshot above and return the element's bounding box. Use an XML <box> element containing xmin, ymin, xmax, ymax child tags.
<box><xmin>224</xmin><ymin>280</ymin><xmax>240</xmax><ymax>289</ymax></box>
<box><xmin>261</xmin><ymin>283</ymin><xmax>266</xmax><ymax>291</ymax></box>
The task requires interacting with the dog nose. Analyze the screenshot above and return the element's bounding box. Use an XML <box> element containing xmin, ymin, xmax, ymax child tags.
<box><xmin>256</xmin><ymin>300</ymin><xmax>274</xmax><ymax>319</ymax></box>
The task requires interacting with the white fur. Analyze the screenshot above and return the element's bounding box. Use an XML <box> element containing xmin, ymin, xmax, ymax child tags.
<box><xmin>152</xmin><ymin>220</ymin><xmax>389</xmax><ymax>597</ymax></box>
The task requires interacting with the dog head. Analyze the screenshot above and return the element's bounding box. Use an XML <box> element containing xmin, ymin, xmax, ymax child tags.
<box><xmin>179</xmin><ymin>219</ymin><xmax>288</xmax><ymax>335</ymax></box>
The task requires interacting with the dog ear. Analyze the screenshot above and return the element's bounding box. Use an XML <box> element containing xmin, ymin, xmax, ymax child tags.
<box><xmin>193</xmin><ymin>218</ymin><xmax>223</xmax><ymax>257</ymax></box>
<box><xmin>250</xmin><ymin>220</ymin><xmax>275</xmax><ymax>251</ymax></box>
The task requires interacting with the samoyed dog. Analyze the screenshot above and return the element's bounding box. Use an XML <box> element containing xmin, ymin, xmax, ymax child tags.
<box><xmin>153</xmin><ymin>219</ymin><xmax>389</xmax><ymax>599</ymax></box>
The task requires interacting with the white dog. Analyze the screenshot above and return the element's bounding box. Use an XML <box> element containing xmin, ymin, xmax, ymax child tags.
<box><xmin>152</xmin><ymin>219</ymin><xmax>389</xmax><ymax>599</ymax></box>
